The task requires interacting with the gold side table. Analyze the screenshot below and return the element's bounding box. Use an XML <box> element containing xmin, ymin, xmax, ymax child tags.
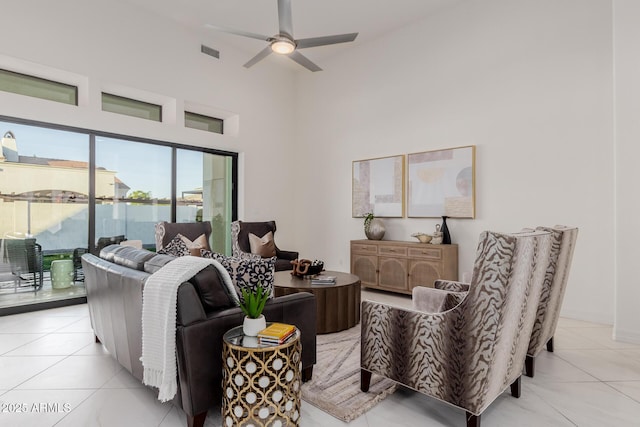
<box><xmin>222</xmin><ymin>325</ymin><xmax>302</xmax><ymax>427</ymax></box>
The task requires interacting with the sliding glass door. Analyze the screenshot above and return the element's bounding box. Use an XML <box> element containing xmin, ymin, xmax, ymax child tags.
<box><xmin>176</xmin><ymin>149</ymin><xmax>233</xmax><ymax>254</ymax></box>
<box><xmin>0</xmin><ymin>120</ymin><xmax>90</xmax><ymax>309</ymax></box>
<box><xmin>0</xmin><ymin>117</ymin><xmax>237</xmax><ymax>313</ymax></box>
<box><xmin>95</xmin><ymin>137</ymin><xmax>172</xmax><ymax>249</ymax></box>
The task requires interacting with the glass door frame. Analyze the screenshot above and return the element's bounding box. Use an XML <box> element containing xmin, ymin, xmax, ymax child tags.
<box><xmin>0</xmin><ymin>114</ymin><xmax>238</xmax><ymax>255</ymax></box>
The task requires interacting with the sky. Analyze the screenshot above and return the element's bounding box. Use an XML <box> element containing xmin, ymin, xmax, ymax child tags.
<box><xmin>0</xmin><ymin>120</ymin><xmax>204</xmax><ymax>199</ymax></box>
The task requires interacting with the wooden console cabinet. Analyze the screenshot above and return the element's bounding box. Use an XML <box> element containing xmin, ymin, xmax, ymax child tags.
<box><xmin>350</xmin><ymin>240</ymin><xmax>458</xmax><ymax>295</ymax></box>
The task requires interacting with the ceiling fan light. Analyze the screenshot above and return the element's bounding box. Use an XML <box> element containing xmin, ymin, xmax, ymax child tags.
<box><xmin>271</xmin><ymin>39</ymin><xmax>295</xmax><ymax>55</ymax></box>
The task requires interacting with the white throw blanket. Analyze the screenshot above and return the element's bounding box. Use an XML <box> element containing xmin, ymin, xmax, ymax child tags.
<box><xmin>141</xmin><ymin>256</ymin><xmax>235</xmax><ymax>402</ymax></box>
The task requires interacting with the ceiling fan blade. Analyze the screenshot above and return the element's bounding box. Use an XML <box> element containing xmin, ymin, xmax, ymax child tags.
<box><xmin>296</xmin><ymin>33</ymin><xmax>358</xmax><ymax>49</ymax></box>
<box><xmin>277</xmin><ymin>0</ymin><xmax>294</xmax><ymax>39</ymax></box>
<box><xmin>243</xmin><ymin>46</ymin><xmax>273</xmax><ymax>68</ymax></box>
<box><xmin>205</xmin><ymin>24</ymin><xmax>270</xmax><ymax>41</ymax></box>
<box><xmin>288</xmin><ymin>51</ymin><xmax>322</xmax><ymax>72</ymax></box>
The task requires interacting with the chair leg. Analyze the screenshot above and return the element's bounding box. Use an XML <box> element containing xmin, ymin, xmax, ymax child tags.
<box><xmin>525</xmin><ymin>355</ymin><xmax>535</xmax><ymax>377</ymax></box>
<box><xmin>510</xmin><ymin>376</ymin><xmax>521</xmax><ymax>398</ymax></box>
<box><xmin>546</xmin><ymin>337</ymin><xmax>554</xmax><ymax>352</ymax></box>
<box><xmin>187</xmin><ymin>411</ymin><xmax>207</xmax><ymax>427</ymax></box>
<box><xmin>302</xmin><ymin>366</ymin><xmax>313</xmax><ymax>382</ymax></box>
<box><xmin>466</xmin><ymin>412</ymin><xmax>481</xmax><ymax>427</ymax></box>
<box><xmin>361</xmin><ymin>369</ymin><xmax>372</xmax><ymax>392</ymax></box>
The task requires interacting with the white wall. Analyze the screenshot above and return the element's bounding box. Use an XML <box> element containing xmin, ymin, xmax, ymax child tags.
<box><xmin>0</xmin><ymin>0</ymin><xmax>300</xmax><ymax>250</ymax></box>
<box><xmin>613</xmin><ymin>0</ymin><xmax>640</xmax><ymax>343</ymax></box>
<box><xmin>295</xmin><ymin>0</ymin><xmax>616</xmax><ymax>324</ymax></box>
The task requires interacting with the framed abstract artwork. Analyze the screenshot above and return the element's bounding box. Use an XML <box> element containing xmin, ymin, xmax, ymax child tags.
<box><xmin>352</xmin><ymin>155</ymin><xmax>404</xmax><ymax>217</ymax></box>
<box><xmin>407</xmin><ymin>145</ymin><xmax>476</xmax><ymax>218</ymax></box>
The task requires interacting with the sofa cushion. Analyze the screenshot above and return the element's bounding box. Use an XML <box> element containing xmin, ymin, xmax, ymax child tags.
<box><xmin>188</xmin><ymin>265</ymin><xmax>237</xmax><ymax>312</ymax></box>
<box><xmin>158</xmin><ymin>235</ymin><xmax>191</xmax><ymax>257</ymax></box>
<box><xmin>112</xmin><ymin>246</ymin><xmax>157</xmax><ymax>271</ymax></box>
<box><xmin>99</xmin><ymin>244</ymin><xmax>125</xmax><ymax>262</ymax></box>
<box><xmin>144</xmin><ymin>254</ymin><xmax>176</xmax><ymax>274</ymax></box>
<box><xmin>201</xmin><ymin>250</ymin><xmax>275</xmax><ymax>301</ymax></box>
<box><xmin>143</xmin><ymin>253</ymin><xmax>236</xmax><ymax>311</ymax></box>
<box><xmin>248</xmin><ymin>231</ymin><xmax>277</xmax><ymax>258</ymax></box>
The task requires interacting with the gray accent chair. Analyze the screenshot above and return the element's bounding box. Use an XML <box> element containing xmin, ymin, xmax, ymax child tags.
<box><xmin>361</xmin><ymin>230</ymin><xmax>553</xmax><ymax>427</ymax></box>
<box><xmin>154</xmin><ymin>221</ymin><xmax>212</xmax><ymax>252</ymax></box>
<box><xmin>231</xmin><ymin>220</ymin><xmax>298</xmax><ymax>271</ymax></box>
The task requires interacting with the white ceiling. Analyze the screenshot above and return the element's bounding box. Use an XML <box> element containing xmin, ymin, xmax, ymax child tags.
<box><xmin>122</xmin><ymin>0</ymin><xmax>465</xmax><ymax>69</ymax></box>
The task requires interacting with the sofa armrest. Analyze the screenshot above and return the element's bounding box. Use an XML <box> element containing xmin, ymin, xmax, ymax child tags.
<box><xmin>175</xmin><ymin>292</ymin><xmax>316</xmax><ymax>418</ymax></box>
<box><xmin>412</xmin><ymin>286</ymin><xmax>466</xmax><ymax>313</ymax></box>
<box><xmin>176</xmin><ymin>283</ymin><xmax>207</xmax><ymax>327</ymax></box>
<box><xmin>276</xmin><ymin>249</ymin><xmax>299</xmax><ymax>261</ymax></box>
<box><xmin>434</xmin><ymin>279</ymin><xmax>470</xmax><ymax>292</ymax></box>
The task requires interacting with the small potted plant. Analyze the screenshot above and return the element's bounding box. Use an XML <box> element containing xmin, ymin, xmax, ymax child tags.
<box><xmin>240</xmin><ymin>284</ymin><xmax>268</xmax><ymax>336</ymax></box>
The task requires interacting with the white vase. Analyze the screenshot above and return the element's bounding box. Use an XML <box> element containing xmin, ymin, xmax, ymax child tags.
<box><xmin>243</xmin><ymin>315</ymin><xmax>266</xmax><ymax>337</ymax></box>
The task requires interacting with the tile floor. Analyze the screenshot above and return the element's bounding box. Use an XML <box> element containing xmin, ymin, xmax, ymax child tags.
<box><xmin>0</xmin><ymin>290</ymin><xmax>639</xmax><ymax>427</ymax></box>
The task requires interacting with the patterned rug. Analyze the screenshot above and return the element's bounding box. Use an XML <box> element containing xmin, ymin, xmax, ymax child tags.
<box><xmin>301</xmin><ymin>325</ymin><xmax>397</xmax><ymax>422</ymax></box>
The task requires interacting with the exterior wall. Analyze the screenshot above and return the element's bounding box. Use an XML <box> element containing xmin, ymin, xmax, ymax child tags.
<box><xmin>0</xmin><ymin>161</ymin><xmax>115</xmax><ymax>197</ymax></box>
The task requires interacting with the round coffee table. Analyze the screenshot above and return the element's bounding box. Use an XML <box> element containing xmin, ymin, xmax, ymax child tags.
<box><xmin>273</xmin><ymin>271</ymin><xmax>361</xmax><ymax>334</ymax></box>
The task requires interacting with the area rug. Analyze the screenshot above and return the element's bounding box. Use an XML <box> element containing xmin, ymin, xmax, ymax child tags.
<box><xmin>301</xmin><ymin>325</ymin><xmax>397</xmax><ymax>422</ymax></box>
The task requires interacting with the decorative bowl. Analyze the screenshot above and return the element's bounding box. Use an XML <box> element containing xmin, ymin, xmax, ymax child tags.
<box><xmin>292</xmin><ymin>260</ymin><xmax>324</xmax><ymax>277</ymax></box>
<box><xmin>306</xmin><ymin>261</ymin><xmax>324</xmax><ymax>276</ymax></box>
<box><xmin>411</xmin><ymin>233</ymin><xmax>432</xmax><ymax>244</ymax></box>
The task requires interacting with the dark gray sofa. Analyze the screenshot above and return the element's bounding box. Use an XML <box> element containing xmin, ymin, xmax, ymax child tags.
<box><xmin>82</xmin><ymin>245</ymin><xmax>316</xmax><ymax>427</ymax></box>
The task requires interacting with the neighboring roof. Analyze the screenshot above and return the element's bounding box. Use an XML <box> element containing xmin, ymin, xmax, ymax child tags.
<box><xmin>46</xmin><ymin>160</ymin><xmax>89</xmax><ymax>168</ymax></box>
<box><xmin>12</xmin><ymin>156</ymin><xmax>127</xmax><ymax>187</ymax></box>
<box><xmin>114</xmin><ymin>177</ymin><xmax>130</xmax><ymax>189</ymax></box>
<box><xmin>17</xmin><ymin>156</ymin><xmax>106</xmax><ymax>170</ymax></box>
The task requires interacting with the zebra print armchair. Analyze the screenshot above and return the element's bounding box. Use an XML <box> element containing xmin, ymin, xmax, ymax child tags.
<box><xmin>360</xmin><ymin>230</ymin><xmax>552</xmax><ymax>427</ymax></box>
<box><xmin>423</xmin><ymin>225</ymin><xmax>579</xmax><ymax>378</ymax></box>
<box><xmin>525</xmin><ymin>225</ymin><xmax>578</xmax><ymax>377</ymax></box>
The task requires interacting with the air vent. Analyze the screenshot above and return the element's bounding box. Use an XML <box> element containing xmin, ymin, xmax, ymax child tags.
<box><xmin>201</xmin><ymin>45</ymin><xmax>220</xmax><ymax>59</ymax></box>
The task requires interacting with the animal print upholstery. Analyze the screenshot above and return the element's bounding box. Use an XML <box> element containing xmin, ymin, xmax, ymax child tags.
<box><xmin>412</xmin><ymin>287</ymin><xmax>467</xmax><ymax>313</ymax></box>
<box><xmin>230</xmin><ymin>221</ymin><xmax>261</xmax><ymax>260</ymax></box>
<box><xmin>434</xmin><ymin>279</ymin><xmax>470</xmax><ymax>292</ymax></box>
<box><xmin>361</xmin><ymin>230</ymin><xmax>552</xmax><ymax>416</ymax></box>
<box><xmin>527</xmin><ymin>226</ymin><xmax>578</xmax><ymax>358</ymax></box>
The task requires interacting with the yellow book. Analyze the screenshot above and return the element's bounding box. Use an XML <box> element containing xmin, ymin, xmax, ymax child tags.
<box><xmin>258</xmin><ymin>323</ymin><xmax>296</xmax><ymax>340</ymax></box>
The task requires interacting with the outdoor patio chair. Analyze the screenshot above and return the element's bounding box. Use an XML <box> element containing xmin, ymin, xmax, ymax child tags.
<box><xmin>3</xmin><ymin>237</ymin><xmax>44</xmax><ymax>292</ymax></box>
<box><xmin>73</xmin><ymin>247</ymin><xmax>88</xmax><ymax>282</ymax></box>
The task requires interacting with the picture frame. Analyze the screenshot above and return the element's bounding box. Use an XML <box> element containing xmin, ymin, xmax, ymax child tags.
<box><xmin>407</xmin><ymin>145</ymin><xmax>475</xmax><ymax>218</ymax></box>
<box><xmin>352</xmin><ymin>155</ymin><xmax>404</xmax><ymax>218</ymax></box>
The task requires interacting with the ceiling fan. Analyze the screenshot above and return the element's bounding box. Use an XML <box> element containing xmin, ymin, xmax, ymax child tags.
<box><xmin>206</xmin><ymin>0</ymin><xmax>358</xmax><ymax>72</ymax></box>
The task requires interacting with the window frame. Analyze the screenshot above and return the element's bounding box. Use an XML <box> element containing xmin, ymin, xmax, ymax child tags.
<box><xmin>0</xmin><ymin>68</ymin><xmax>78</xmax><ymax>106</ymax></box>
<box><xmin>0</xmin><ymin>114</ymin><xmax>238</xmax><ymax>253</ymax></box>
<box><xmin>101</xmin><ymin>92</ymin><xmax>163</xmax><ymax>122</ymax></box>
<box><xmin>184</xmin><ymin>111</ymin><xmax>224</xmax><ymax>134</ymax></box>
